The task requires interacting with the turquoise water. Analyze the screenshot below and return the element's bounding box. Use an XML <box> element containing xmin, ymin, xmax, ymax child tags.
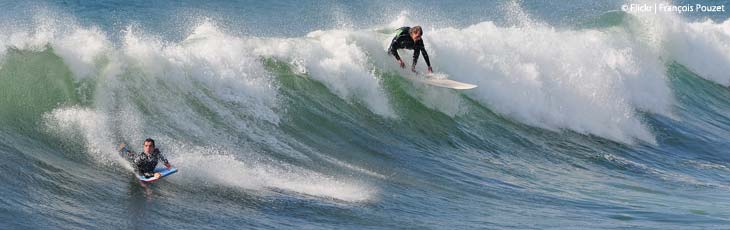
<box><xmin>1</xmin><ymin>0</ymin><xmax>730</xmax><ymax>229</ymax></box>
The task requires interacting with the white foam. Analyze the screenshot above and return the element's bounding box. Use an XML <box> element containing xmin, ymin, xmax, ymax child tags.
<box><xmin>0</xmin><ymin>13</ymin><xmax>110</xmax><ymax>79</ymax></box>
<box><xmin>248</xmin><ymin>29</ymin><xmax>396</xmax><ymax>117</ymax></box>
<box><xmin>26</xmin><ymin>20</ymin><xmax>379</xmax><ymax>203</ymax></box>
<box><xmin>423</xmin><ymin>20</ymin><xmax>672</xmax><ymax>144</ymax></box>
<box><xmin>52</xmin><ymin>27</ymin><xmax>111</xmax><ymax>79</ymax></box>
<box><xmin>667</xmin><ymin>19</ymin><xmax>730</xmax><ymax>86</ymax></box>
<box><xmin>42</xmin><ymin>106</ymin><xmax>376</xmax><ymax>202</ymax></box>
<box><xmin>388</xmin><ymin>11</ymin><xmax>416</xmax><ymax>29</ymax></box>
<box><xmin>43</xmin><ymin>107</ymin><xmax>118</xmax><ymax>163</ymax></box>
<box><xmin>9</xmin><ymin>8</ymin><xmax>685</xmax><ymax>145</ymax></box>
<box><xmin>172</xmin><ymin>149</ymin><xmax>376</xmax><ymax>202</ymax></box>
<box><xmin>625</xmin><ymin>0</ymin><xmax>730</xmax><ymax>86</ymax></box>
<box><xmin>3</xmin><ymin>24</ymin><xmax>51</xmax><ymax>53</ymax></box>
<box><xmin>120</xmin><ymin>21</ymin><xmax>281</xmax><ymax>125</ymax></box>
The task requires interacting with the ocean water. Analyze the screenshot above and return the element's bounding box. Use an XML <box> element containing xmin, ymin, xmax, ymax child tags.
<box><xmin>1</xmin><ymin>0</ymin><xmax>730</xmax><ymax>229</ymax></box>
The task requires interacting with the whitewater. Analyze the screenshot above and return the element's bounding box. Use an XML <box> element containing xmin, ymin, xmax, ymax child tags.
<box><xmin>1</xmin><ymin>0</ymin><xmax>730</xmax><ymax>229</ymax></box>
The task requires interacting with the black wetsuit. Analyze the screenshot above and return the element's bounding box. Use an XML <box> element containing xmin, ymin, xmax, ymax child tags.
<box><xmin>132</xmin><ymin>148</ymin><xmax>169</xmax><ymax>177</ymax></box>
<box><xmin>388</xmin><ymin>27</ymin><xmax>431</xmax><ymax>68</ymax></box>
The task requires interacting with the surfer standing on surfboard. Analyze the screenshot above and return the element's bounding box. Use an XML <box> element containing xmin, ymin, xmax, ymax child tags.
<box><xmin>388</xmin><ymin>26</ymin><xmax>433</xmax><ymax>74</ymax></box>
<box><xmin>123</xmin><ymin>138</ymin><xmax>172</xmax><ymax>180</ymax></box>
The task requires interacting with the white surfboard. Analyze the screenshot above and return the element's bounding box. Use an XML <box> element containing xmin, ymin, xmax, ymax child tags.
<box><xmin>401</xmin><ymin>72</ymin><xmax>477</xmax><ymax>90</ymax></box>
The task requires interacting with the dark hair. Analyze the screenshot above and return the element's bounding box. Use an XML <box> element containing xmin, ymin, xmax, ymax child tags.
<box><xmin>144</xmin><ymin>138</ymin><xmax>155</xmax><ymax>147</ymax></box>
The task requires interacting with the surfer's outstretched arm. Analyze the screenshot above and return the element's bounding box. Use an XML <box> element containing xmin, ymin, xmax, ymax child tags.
<box><xmin>388</xmin><ymin>42</ymin><xmax>405</xmax><ymax>68</ymax></box>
